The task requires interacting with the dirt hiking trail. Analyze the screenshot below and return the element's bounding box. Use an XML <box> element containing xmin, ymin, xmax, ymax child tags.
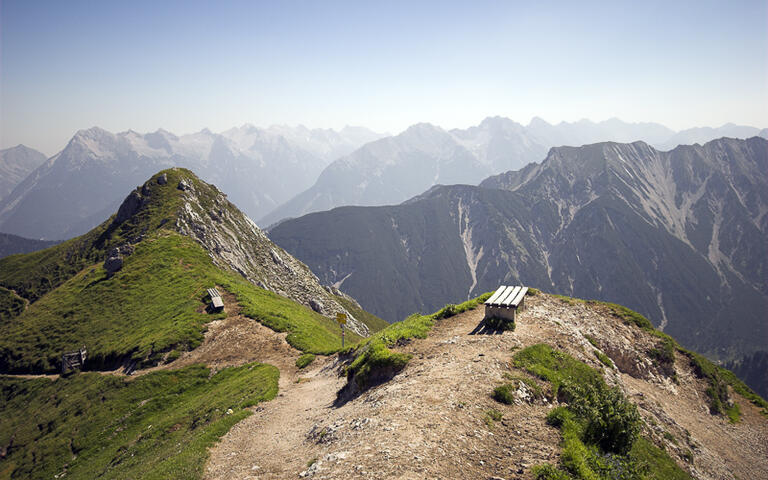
<box><xmin>203</xmin><ymin>294</ymin><xmax>768</xmax><ymax>480</ymax></box>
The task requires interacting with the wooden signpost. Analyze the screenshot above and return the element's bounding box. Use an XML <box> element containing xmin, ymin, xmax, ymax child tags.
<box><xmin>336</xmin><ymin>313</ymin><xmax>347</xmax><ymax>348</ymax></box>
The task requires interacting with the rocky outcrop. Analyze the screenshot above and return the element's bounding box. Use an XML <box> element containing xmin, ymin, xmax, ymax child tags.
<box><xmin>168</xmin><ymin>170</ymin><xmax>370</xmax><ymax>337</ymax></box>
<box><xmin>103</xmin><ymin>244</ymin><xmax>135</xmax><ymax>278</ymax></box>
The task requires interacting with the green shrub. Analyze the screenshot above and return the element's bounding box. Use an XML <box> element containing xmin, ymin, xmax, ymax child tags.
<box><xmin>533</xmin><ymin>463</ymin><xmax>572</xmax><ymax>480</ymax></box>
<box><xmin>648</xmin><ymin>337</ymin><xmax>675</xmax><ymax>377</ymax></box>
<box><xmin>296</xmin><ymin>353</ymin><xmax>316</xmax><ymax>369</ymax></box>
<box><xmin>517</xmin><ymin>345</ymin><xmax>689</xmax><ymax>480</ymax></box>
<box><xmin>568</xmin><ymin>384</ymin><xmax>641</xmax><ymax>455</ymax></box>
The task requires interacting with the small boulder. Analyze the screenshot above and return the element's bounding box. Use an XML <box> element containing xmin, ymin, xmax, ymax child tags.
<box><xmin>157</xmin><ymin>173</ymin><xmax>168</xmax><ymax>185</ymax></box>
<box><xmin>104</xmin><ymin>254</ymin><xmax>123</xmax><ymax>277</ymax></box>
<box><xmin>309</xmin><ymin>299</ymin><xmax>324</xmax><ymax>313</ymax></box>
<box><xmin>177</xmin><ymin>179</ymin><xmax>190</xmax><ymax>191</ymax></box>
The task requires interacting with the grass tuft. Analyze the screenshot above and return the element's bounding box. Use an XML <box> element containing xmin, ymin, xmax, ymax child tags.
<box><xmin>295</xmin><ymin>353</ymin><xmax>316</xmax><ymax>369</ymax></box>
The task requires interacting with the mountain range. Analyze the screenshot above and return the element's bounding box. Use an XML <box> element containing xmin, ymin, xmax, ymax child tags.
<box><xmin>2</xmin><ymin>118</ymin><xmax>765</xmax><ymax>241</ymax></box>
<box><xmin>268</xmin><ymin>137</ymin><xmax>768</xmax><ymax>369</ymax></box>
<box><xmin>0</xmin><ymin>232</ymin><xmax>59</xmax><ymax>259</ymax></box>
<box><xmin>1</xmin><ymin>166</ymin><xmax>766</xmax><ymax>480</ymax></box>
<box><xmin>0</xmin><ymin>168</ymin><xmax>384</xmax><ymax>374</ymax></box>
<box><xmin>260</xmin><ymin>118</ymin><xmax>768</xmax><ymax>226</ymax></box>
<box><xmin>0</xmin><ymin>125</ymin><xmax>383</xmax><ymax>240</ymax></box>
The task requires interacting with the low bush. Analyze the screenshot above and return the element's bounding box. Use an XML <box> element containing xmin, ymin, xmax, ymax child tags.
<box><xmin>648</xmin><ymin>337</ymin><xmax>676</xmax><ymax>377</ymax></box>
<box><xmin>515</xmin><ymin>344</ymin><xmax>690</xmax><ymax>480</ymax></box>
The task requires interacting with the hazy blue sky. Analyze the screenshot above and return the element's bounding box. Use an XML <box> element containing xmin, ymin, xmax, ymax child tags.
<box><xmin>2</xmin><ymin>0</ymin><xmax>766</xmax><ymax>155</ymax></box>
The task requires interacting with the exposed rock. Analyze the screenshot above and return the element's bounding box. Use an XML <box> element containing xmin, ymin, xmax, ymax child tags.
<box><xmin>114</xmin><ymin>191</ymin><xmax>143</xmax><ymax>224</ymax></box>
<box><xmin>309</xmin><ymin>299</ymin><xmax>324</xmax><ymax>313</ymax></box>
<box><xmin>104</xmin><ymin>254</ymin><xmax>123</xmax><ymax>277</ymax></box>
<box><xmin>157</xmin><ymin>173</ymin><xmax>167</xmax><ymax>185</ymax></box>
<box><xmin>171</xmin><ymin>174</ymin><xmax>370</xmax><ymax>337</ymax></box>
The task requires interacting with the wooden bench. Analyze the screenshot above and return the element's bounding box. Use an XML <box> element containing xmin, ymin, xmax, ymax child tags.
<box><xmin>207</xmin><ymin>288</ymin><xmax>224</xmax><ymax>311</ymax></box>
<box><xmin>61</xmin><ymin>347</ymin><xmax>87</xmax><ymax>374</ymax></box>
<box><xmin>484</xmin><ymin>285</ymin><xmax>528</xmax><ymax>323</ymax></box>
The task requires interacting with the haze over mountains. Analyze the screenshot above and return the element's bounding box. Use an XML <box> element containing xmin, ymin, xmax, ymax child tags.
<box><xmin>269</xmin><ymin>137</ymin><xmax>768</xmax><ymax>368</ymax></box>
<box><xmin>0</xmin><ymin>145</ymin><xmax>47</xmax><ymax>200</ymax></box>
<box><xmin>1</xmin><ymin>118</ymin><xmax>765</xmax><ymax>241</ymax></box>
<box><xmin>0</xmin><ymin>125</ymin><xmax>383</xmax><ymax>239</ymax></box>
<box><xmin>259</xmin><ymin>118</ymin><xmax>768</xmax><ymax>226</ymax></box>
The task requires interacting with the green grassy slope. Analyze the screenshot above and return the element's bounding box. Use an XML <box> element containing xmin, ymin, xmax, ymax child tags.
<box><xmin>0</xmin><ymin>169</ymin><xmax>187</xmax><ymax>305</ymax></box>
<box><xmin>0</xmin><ymin>168</ymin><xmax>371</xmax><ymax>373</ymax></box>
<box><xmin>0</xmin><ymin>231</ymin><xmax>361</xmax><ymax>373</ymax></box>
<box><xmin>0</xmin><ymin>363</ymin><xmax>278</xmax><ymax>480</ymax></box>
<box><xmin>333</xmin><ymin>294</ymin><xmax>389</xmax><ymax>333</ymax></box>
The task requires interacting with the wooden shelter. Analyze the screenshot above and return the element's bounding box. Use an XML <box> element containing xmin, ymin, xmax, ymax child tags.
<box><xmin>484</xmin><ymin>285</ymin><xmax>528</xmax><ymax>323</ymax></box>
<box><xmin>61</xmin><ymin>346</ymin><xmax>87</xmax><ymax>374</ymax></box>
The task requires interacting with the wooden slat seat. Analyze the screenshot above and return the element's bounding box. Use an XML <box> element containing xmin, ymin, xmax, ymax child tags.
<box><xmin>207</xmin><ymin>288</ymin><xmax>224</xmax><ymax>310</ymax></box>
<box><xmin>484</xmin><ymin>284</ymin><xmax>528</xmax><ymax>326</ymax></box>
<box><xmin>485</xmin><ymin>285</ymin><xmax>508</xmax><ymax>305</ymax></box>
<box><xmin>509</xmin><ymin>287</ymin><xmax>528</xmax><ymax>307</ymax></box>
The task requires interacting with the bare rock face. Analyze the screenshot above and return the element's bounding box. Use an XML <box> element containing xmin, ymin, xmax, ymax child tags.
<box><xmin>171</xmin><ymin>173</ymin><xmax>370</xmax><ymax>337</ymax></box>
<box><xmin>114</xmin><ymin>191</ymin><xmax>144</xmax><ymax>224</ymax></box>
<box><xmin>103</xmin><ymin>244</ymin><xmax>135</xmax><ymax>278</ymax></box>
<box><xmin>157</xmin><ymin>173</ymin><xmax>167</xmax><ymax>185</ymax></box>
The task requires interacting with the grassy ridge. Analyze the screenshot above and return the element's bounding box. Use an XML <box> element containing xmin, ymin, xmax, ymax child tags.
<box><xmin>231</xmin><ymin>281</ymin><xmax>362</xmax><ymax>355</ymax></box>
<box><xmin>345</xmin><ymin>292</ymin><xmax>492</xmax><ymax>389</ymax></box>
<box><xmin>0</xmin><ymin>169</ymin><xmax>189</xmax><ymax>305</ymax></box>
<box><xmin>0</xmin><ymin>231</ymin><xmax>361</xmax><ymax>373</ymax></box>
<box><xmin>0</xmin><ymin>363</ymin><xmax>278</xmax><ymax>480</ymax></box>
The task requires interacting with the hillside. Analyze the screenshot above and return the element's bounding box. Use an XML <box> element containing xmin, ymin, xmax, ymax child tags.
<box><xmin>204</xmin><ymin>292</ymin><xmax>768</xmax><ymax>479</ymax></box>
<box><xmin>0</xmin><ymin>168</ymin><xmax>382</xmax><ymax>374</ymax></box>
<box><xmin>0</xmin><ymin>232</ymin><xmax>59</xmax><ymax>259</ymax></box>
<box><xmin>267</xmin><ymin>137</ymin><xmax>768</xmax><ymax>373</ymax></box>
<box><xmin>0</xmin><ymin>126</ymin><xmax>382</xmax><ymax>240</ymax></box>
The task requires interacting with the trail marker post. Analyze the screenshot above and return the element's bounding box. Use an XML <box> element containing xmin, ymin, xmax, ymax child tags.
<box><xmin>336</xmin><ymin>313</ymin><xmax>347</xmax><ymax>348</ymax></box>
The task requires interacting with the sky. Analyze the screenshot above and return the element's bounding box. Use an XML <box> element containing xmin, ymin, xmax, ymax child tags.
<box><xmin>1</xmin><ymin>0</ymin><xmax>766</xmax><ymax>156</ymax></box>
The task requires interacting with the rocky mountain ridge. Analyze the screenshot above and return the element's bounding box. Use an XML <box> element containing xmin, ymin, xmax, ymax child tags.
<box><xmin>268</xmin><ymin>137</ymin><xmax>768</xmax><ymax>372</ymax></box>
<box><xmin>204</xmin><ymin>292</ymin><xmax>768</xmax><ymax>480</ymax></box>
<box><xmin>107</xmin><ymin>169</ymin><xmax>371</xmax><ymax>337</ymax></box>
<box><xmin>262</xmin><ymin>118</ymin><xmax>768</xmax><ymax>226</ymax></box>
